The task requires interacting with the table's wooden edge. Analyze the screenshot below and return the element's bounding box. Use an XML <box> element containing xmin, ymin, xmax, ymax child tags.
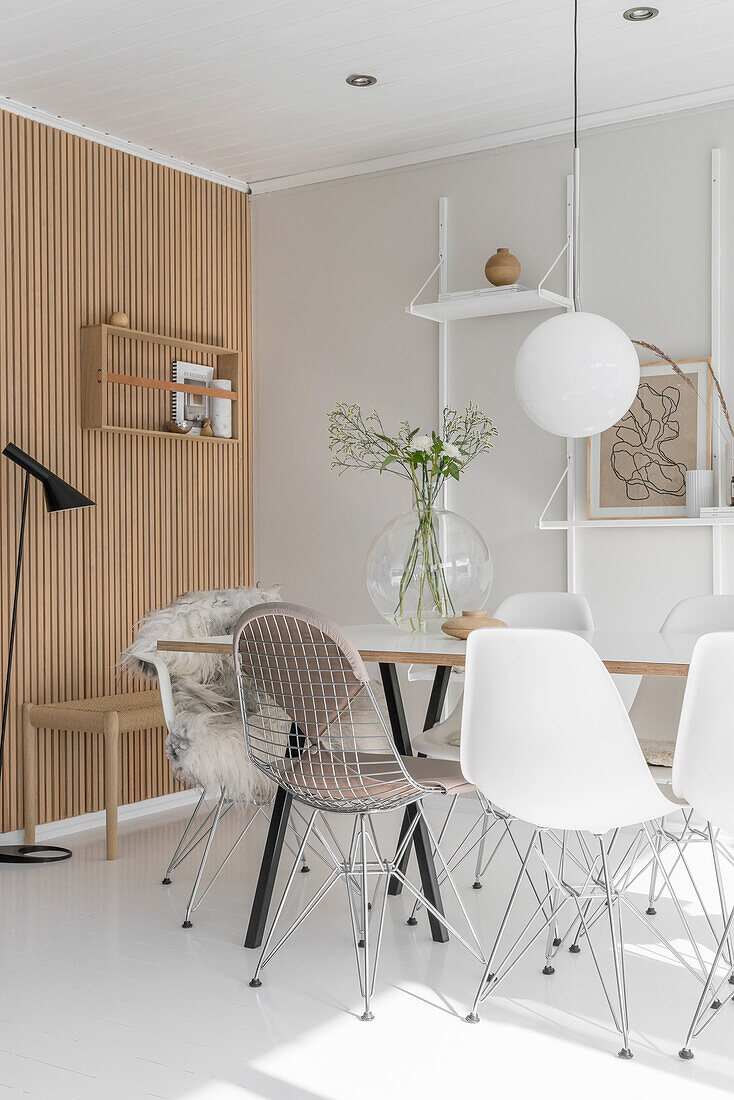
<box><xmin>157</xmin><ymin>640</ymin><xmax>689</xmax><ymax>675</ymax></box>
<box><xmin>604</xmin><ymin>661</ymin><xmax>688</xmax><ymax>677</ymax></box>
<box><xmin>158</xmin><ymin>640</ymin><xmax>231</xmax><ymax>654</ymax></box>
<box><xmin>360</xmin><ymin>649</ymin><xmax>464</xmax><ymax>667</ymax></box>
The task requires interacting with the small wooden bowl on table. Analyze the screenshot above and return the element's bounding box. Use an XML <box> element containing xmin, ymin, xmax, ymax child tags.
<box><xmin>441</xmin><ymin>609</ymin><xmax>506</xmax><ymax>640</ymax></box>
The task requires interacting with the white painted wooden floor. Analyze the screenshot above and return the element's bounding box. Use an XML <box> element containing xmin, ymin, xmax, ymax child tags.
<box><xmin>3</xmin><ymin>798</ymin><xmax>734</xmax><ymax>1100</ymax></box>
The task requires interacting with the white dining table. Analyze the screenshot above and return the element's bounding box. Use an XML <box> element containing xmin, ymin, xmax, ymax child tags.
<box><xmin>157</xmin><ymin>622</ymin><xmax>701</xmax><ymax>950</ymax></box>
<box><xmin>158</xmin><ymin>623</ymin><xmax>702</xmax><ymax>677</ymax></box>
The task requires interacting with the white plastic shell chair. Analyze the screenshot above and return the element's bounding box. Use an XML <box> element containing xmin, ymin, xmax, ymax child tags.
<box><xmin>630</xmin><ymin>596</ymin><xmax>734</xmax><ymax>769</ymax></box>
<box><xmin>150</xmin><ymin>652</ymin><xmax>277</xmax><ymax>929</ymax></box>
<box><xmin>672</xmin><ymin>632</ymin><xmax>734</xmax><ymax>1060</ymax></box>
<box><xmin>492</xmin><ymin>591</ymin><xmax>594</xmax><ymax>630</ymax></box>
<box><xmin>461</xmin><ymin>628</ymin><xmax>681</xmax><ymax>1058</ymax></box>
<box><xmin>411</xmin><ymin>592</ymin><xmax>595</xmax><ymax>893</ymax></box>
<box><xmin>233</xmin><ymin>602</ymin><xmax>482</xmax><ymax>1021</ymax></box>
<box><xmin>627</xmin><ymin>596</ymin><xmax>734</xmax><ymax>916</ymax></box>
<box><xmin>413</xmin><ymin>591</ymin><xmax>594</xmax><ymax>763</ymax></box>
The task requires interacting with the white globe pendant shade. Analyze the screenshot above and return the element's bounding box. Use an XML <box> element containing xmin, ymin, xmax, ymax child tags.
<box><xmin>514</xmin><ymin>311</ymin><xmax>640</xmax><ymax>438</ymax></box>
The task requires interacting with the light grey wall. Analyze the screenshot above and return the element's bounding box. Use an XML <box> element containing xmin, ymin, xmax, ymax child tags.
<box><xmin>252</xmin><ymin>102</ymin><xmax>734</xmax><ymax>633</ymax></box>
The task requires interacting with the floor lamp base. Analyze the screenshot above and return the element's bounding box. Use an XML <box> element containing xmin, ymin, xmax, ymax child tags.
<box><xmin>0</xmin><ymin>844</ymin><xmax>72</xmax><ymax>863</ymax></box>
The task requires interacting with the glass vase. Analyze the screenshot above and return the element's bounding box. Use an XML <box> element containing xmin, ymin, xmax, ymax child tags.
<box><xmin>365</xmin><ymin>506</ymin><xmax>492</xmax><ymax>633</ymax></box>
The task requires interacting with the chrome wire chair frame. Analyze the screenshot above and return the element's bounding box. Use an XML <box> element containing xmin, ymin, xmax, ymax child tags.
<box><xmin>162</xmin><ymin>790</ymin><xmax>321</xmax><ymax>928</ymax></box>
<box><xmin>249</xmin><ymin>801</ymin><xmax>486</xmax><ymax>1021</ymax></box>
<box><xmin>561</xmin><ymin>814</ymin><xmax>734</xmax><ymax>977</ymax></box>
<box><xmin>406</xmin><ymin>796</ymin><xmax>553</xmax><ymax>929</ymax></box>
<box><xmin>678</xmin><ymin>820</ymin><xmax>734</xmax><ymax>1060</ymax></box>
<box><xmin>162</xmin><ymin>789</ymin><xmax>214</xmax><ymax>884</ymax></box>
<box><xmin>233</xmin><ymin>602</ymin><xmax>484</xmax><ymax>1020</ymax></box>
<box><xmin>465</xmin><ymin>822</ymin><xmax>712</xmax><ymax>1059</ymax></box>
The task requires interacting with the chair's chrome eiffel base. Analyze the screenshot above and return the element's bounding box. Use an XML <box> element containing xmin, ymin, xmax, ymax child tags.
<box><xmin>162</xmin><ymin>788</ymin><xmax>319</xmax><ymax>929</ymax></box>
<box><xmin>161</xmin><ymin>789</ymin><xmax>224</xmax><ymax>885</ymax></box>
<box><xmin>466</xmin><ymin>823</ymin><xmax>710</xmax><ymax>1059</ymax></box>
<box><xmin>249</xmin><ymin>804</ymin><xmax>486</xmax><ymax>1021</ymax></box>
<box><xmin>558</xmin><ymin>813</ymin><xmax>728</xmax><ymax>980</ymax></box>
<box><xmin>677</xmin><ymin>819</ymin><xmax>734</xmax><ymax>1061</ymax></box>
<box><xmin>406</xmin><ymin>794</ymin><xmax>539</xmax><ymax>926</ymax></box>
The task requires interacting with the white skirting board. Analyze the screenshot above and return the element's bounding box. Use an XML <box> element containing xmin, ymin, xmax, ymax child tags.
<box><xmin>0</xmin><ymin>788</ymin><xmax>202</xmax><ymax>846</ymax></box>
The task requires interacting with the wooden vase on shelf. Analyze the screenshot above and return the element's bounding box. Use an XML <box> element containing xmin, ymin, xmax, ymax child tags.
<box><xmin>441</xmin><ymin>610</ymin><xmax>506</xmax><ymax>640</ymax></box>
<box><xmin>484</xmin><ymin>248</ymin><xmax>521</xmax><ymax>287</ymax></box>
<box><xmin>201</xmin><ymin>418</ymin><xmax>214</xmax><ymax>437</ymax></box>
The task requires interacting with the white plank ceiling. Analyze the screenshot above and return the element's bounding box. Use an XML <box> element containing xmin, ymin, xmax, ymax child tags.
<box><xmin>2</xmin><ymin>0</ymin><xmax>734</xmax><ymax>189</ymax></box>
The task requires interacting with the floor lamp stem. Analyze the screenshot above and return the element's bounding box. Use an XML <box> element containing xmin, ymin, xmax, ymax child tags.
<box><xmin>0</xmin><ymin>470</ymin><xmax>29</xmax><ymax>779</ymax></box>
<box><xmin>0</xmin><ymin>471</ymin><xmax>71</xmax><ymax>862</ymax></box>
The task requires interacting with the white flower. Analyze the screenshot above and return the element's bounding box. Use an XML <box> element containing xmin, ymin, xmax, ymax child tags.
<box><xmin>411</xmin><ymin>435</ymin><xmax>432</xmax><ymax>452</ymax></box>
<box><xmin>442</xmin><ymin>442</ymin><xmax>463</xmax><ymax>460</ymax></box>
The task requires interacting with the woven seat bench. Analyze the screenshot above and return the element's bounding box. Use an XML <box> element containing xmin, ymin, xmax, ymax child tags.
<box><xmin>22</xmin><ymin>691</ymin><xmax>165</xmax><ymax>860</ymax></box>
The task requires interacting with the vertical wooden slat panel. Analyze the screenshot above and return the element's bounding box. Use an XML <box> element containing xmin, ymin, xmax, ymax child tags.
<box><xmin>0</xmin><ymin>109</ymin><xmax>251</xmax><ymax>831</ymax></box>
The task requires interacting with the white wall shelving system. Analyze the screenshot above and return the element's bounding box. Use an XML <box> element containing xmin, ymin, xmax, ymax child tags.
<box><xmin>407</xmin><ymin>150</ymin><xmax>729</xmax><ymax>594</ymax></box>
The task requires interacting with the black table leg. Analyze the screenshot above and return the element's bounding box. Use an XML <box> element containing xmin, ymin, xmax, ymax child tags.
<box><xmin>244</xmin><ymin>786</ymin><xmax>293</xmax><ymax>949</ymax></box>
<box><xmin>244</xmin><ymin>724</ymin><xmax>303</xmax><ymax>950</ymax></box>
<box><xmin>380</xmin><ymin>662</ymin><xmax>451</xmax><ymax>943</ymax></box>
<box><xmin>425</xmin><ymin>665</ymin><xmax>453</xmax><ymax>731</ymax></box>
<box><xmin>386</xmin><ymin>664</ymin><xmax>452</xmax><ymax>895</ymax></box>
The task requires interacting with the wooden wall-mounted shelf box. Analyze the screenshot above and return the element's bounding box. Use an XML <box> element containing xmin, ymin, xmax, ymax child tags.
<box><xmin>81</xmin><ymin>325</ymin><xmax>241</xmax><ymax>441</ymax></box>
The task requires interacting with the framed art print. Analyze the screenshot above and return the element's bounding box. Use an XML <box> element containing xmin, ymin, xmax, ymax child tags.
<box><xmin>588</xmin><ymin>359</ymin><xmax>711</xmax><ymax>519</ymax></box>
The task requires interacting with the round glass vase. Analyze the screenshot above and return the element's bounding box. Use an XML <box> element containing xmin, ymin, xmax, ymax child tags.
<box><xmin>365</xmin><ymin>506</ymin><xmax>492</xmax><ymax>633</ymax></box>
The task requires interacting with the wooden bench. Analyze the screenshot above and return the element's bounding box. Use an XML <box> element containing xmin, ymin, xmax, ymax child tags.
<box><xmin>22</xmin><ymin>691</ymin><xmax>166</xmax><ymax>860</ymax></box>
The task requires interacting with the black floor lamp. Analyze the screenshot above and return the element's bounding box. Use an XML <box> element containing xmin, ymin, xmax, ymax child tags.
<box><xmin>1</xmin><ymin>443</ymin><xmax>94</xmax><ymax>864</ymax></box>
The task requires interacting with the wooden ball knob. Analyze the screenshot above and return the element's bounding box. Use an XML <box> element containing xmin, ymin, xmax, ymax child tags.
<box><xmin>108</xmin><ymin>311</ymin><xmax>129</xmax><ymax>328</ymax></box>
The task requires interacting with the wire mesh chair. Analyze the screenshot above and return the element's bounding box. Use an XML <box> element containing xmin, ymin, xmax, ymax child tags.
<box><xmin>233</xmin><ymin>602</ymin><xmax>483</xmax><ymax>1021</ymax></box>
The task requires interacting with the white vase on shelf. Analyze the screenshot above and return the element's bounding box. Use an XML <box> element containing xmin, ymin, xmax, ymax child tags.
<box><xmin>210</xmin><ymin>379</ymin><xmax>232</xmax><ymax>438</ymax></box>
<box><xmin>686</xmin><ymin>469</ymin><xmax>714</xmax><ymax>518</ymax></box>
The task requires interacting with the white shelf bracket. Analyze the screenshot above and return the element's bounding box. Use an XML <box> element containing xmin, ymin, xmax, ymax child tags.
<box><xmin>538</xmin><ymin>239</ymin><xmax>573</xmax><ymax>310</ymax></box>
<box><xmin>409</xmin><ymin>257</ymin><xmax>444</xmax><ymax>314</ymax></box>
<box><xmin>538</xmin><ymin>456</ymin><xmax>572</xmax><ymax>529</ymax></box>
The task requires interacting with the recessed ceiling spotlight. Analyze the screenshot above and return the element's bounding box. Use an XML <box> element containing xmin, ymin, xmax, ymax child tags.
<box><xmin>346</xmin><ymin>74</ymin><xmax>377</xmax><ymax>87</ymax></box>
<box><xmin>623</xmin><ymin>6</ymin><xmax>659</xmax><ymax>20</ymax></box>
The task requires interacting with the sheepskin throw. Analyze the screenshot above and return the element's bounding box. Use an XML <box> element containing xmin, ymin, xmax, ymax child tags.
<box><xmin>120</xmin><ymin>584</ymin><xmax>283</xmax><ymax>802</ymax></box>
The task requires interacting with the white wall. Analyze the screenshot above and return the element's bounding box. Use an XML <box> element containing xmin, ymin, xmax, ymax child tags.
<box><xmin>252</xmin><ymin>102</ymin><xmax>734</xmax><ymax>636</ymax></box>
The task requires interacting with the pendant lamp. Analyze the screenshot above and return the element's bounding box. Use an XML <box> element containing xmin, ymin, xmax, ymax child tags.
<box><xmin>514</xmin><ymin>0</ymin><xmax>640</xmax><ymax>438</ymax></box>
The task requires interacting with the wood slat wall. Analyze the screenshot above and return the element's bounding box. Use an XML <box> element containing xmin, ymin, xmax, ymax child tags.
<box><xmin>0</xmin><ymin>109</ymin><xmax>251</xmax><ymax>832</ymax></box>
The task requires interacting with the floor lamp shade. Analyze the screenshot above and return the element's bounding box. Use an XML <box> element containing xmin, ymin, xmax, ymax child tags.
<box><xmin>2</xmin><ymin>443</ymin><xmax>95</xmax><ymax>511</ymax></box>
<box><xmin>0</xmin><ymin>442</ymin><xmax>94</xmax><ymax>863</ymax></box>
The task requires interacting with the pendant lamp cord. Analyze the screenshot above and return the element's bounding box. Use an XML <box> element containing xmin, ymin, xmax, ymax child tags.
<box><xmin>571</xmin><ymin>0</ymin><xmax>581</xmax><ymax>310</ymax></box>
<box><xmin>573</xmin><ymin>0</ymin><xmax>578</xmax><ymax>150</ymax></box>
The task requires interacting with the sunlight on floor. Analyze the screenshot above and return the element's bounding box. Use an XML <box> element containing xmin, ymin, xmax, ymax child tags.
<box><xmin>251</xmin><ymin>986</ymin><xmax>733</xmax><ymax>1100</ymax></box>
<box><xmin>6</xmin><ymin>801</ymin><xmax>734</xmax><ymax>1098</ymax></box>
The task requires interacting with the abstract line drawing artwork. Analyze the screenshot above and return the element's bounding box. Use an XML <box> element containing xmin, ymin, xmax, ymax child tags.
<box><xmin>610</xmin><ymin>382</ymin><xmax>686</xmax><ymax>502</ymax></box>
<box><xmin>588</xmin><ymin>359</ymin><xmax>711</xmax><ymax>519</ymax></box>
